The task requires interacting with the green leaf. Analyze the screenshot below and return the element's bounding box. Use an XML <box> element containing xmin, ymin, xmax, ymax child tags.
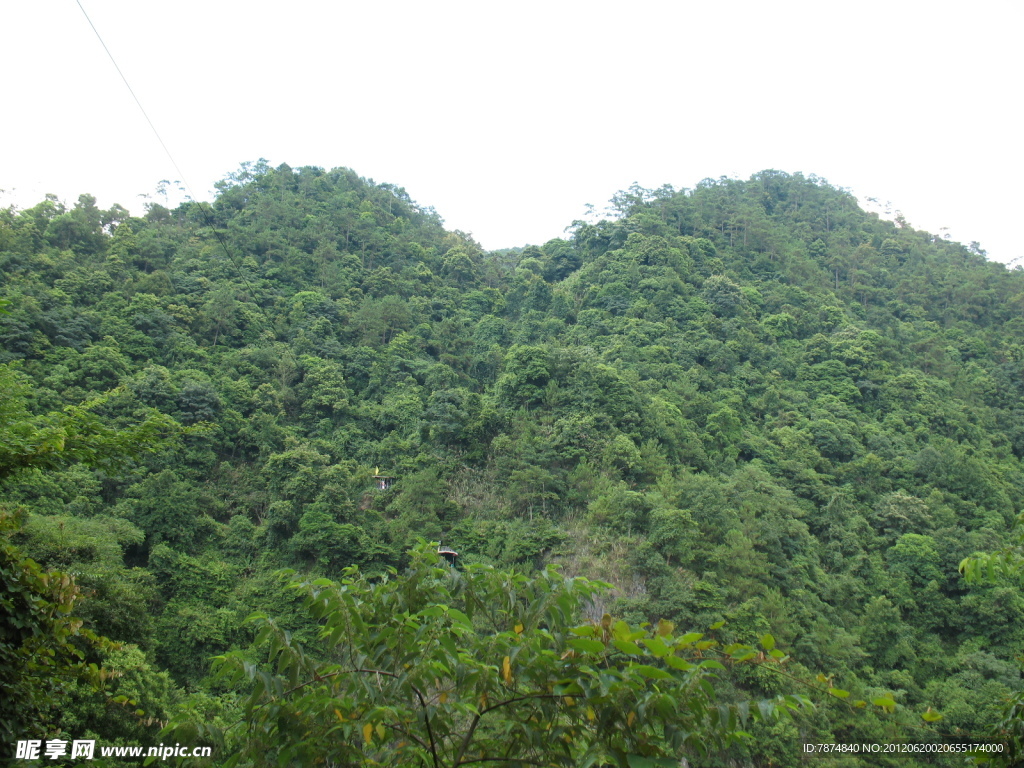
<box><xmin>631</xmin><ymin>664</ymin><xmax>674</xmax><ymax>680</ymax></box>
<box><xmin>568</xmin><ymin>637</ymin><xmax>606</xmax><ymax>654</ymax></box>
<box><xmin>612</xmin><ymin>639</ymin><xmax>643</xmax><ymax>656</ymax></box>
<box><xmin>641</xmin><ymin>636</ymin><xmax>670</xmax><ymax>658</ymax></box>
<box><xmin>828</xmin><ymin>688</ymin><xmax>850</xmax><ymax>699</ymax></box>
<box><xmin>872</xmin><ymin>696</ymin><xmax>896</xmax><ymax>713</ymax></box>
<box><xmin>664</xmin><ymin>655</ymin><xmax>695</xmax><ymax>671</ymax></box>
<box><xmin>612</xmin><ymin>620</ymin><xmax>632</xmax><ymax>641</ymax></box>
<box><xmin>759</xmin><ymin>633</ymin><xmax>775</xmax><ymax>651</ymax></box>
<box><xmin>439</xmin><ymin>635</ymin><xmax>459</xmax><ymax>660</ymax></box>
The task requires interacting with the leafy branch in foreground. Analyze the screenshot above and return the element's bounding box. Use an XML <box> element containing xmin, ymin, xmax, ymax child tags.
<box><xmin>959</xmin><ymin>513</ymin><xmax>1024</xmax><ymax>588</ymax></box>
<box><xmin>0</xmin><ymin>356</ymin><xmax>190</xmax><ymax>753</ymax></box>
<box><xmin>0</xmin><ymin>506</ymin><xmax>120</xmax><ymax>745</ymax></box>
<box><xmin>167</xmin><ymin>543</ymin><xmax>810</xmax><ymax>768</ymax></box>
<box><xmin>0</xmin><ymin>363</ymin><xmax>189</xmax><ymax>481</ymax></box>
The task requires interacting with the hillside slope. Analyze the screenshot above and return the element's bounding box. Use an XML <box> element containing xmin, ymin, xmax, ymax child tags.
<box><xmin>2</xmin><ymin>164</ymin><xmax>1021</xmax><ymax>763</ymax></box>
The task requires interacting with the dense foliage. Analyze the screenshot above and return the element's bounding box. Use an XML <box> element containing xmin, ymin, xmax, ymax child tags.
<box><xmin>192</xmin><ymin>543</ymin><xmax>807</xmax><ymax>768</ymax></box>
<box><xmin>0</xmin><ymin>358</ymin><xmax>183</xmax><ymax>755</ymax></box>
<box><xmin>3</xmin><ymin>162</ymin><xmax>1024</xmax><ymax>764</ymax></box>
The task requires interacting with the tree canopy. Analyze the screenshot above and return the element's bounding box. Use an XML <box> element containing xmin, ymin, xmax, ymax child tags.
<box><xmin>2</xmin><ymin>164</ymin><xmax>1022</xmax><ymax>764</ymax></box>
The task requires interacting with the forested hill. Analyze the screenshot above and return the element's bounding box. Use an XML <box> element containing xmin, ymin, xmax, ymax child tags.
<box><xmin>3</xmin><ymin>163</ymin><xmax>1023</xmax><ymax>763</ymax></box>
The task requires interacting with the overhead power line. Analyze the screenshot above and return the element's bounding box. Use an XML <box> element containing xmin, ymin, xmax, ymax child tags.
<box><xmin>75</xmin><ymin>0</ymin><xmax>191</xmax><ymax>199</ymax></box>
<box><xmin>75</xmin><ymin>0</ymin><xmax>278</xmax><ymax>335</ymax></box>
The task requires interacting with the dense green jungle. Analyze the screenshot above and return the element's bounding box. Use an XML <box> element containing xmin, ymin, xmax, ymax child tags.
<box><xmin>3</xmin><ymin>163</ymin><xmax>1024</xmax><ymax>766</ymax></box>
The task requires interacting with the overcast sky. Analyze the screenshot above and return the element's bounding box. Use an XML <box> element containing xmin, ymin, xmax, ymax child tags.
<box><xmin>4</xmin><ymin>1</ymin><xmax>1021</xmax><ymax>263</ymax></box>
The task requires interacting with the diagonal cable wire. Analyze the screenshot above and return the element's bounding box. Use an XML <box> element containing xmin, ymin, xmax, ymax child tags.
<box><xmin>76</xmin><ymin>0</ymin><xmax>193</xmax><ymax>201</ymax></box>
<box><xmin>76</xmin><ymin>0</ymin><xmax>278</xmax><ymax>335</ymax></box>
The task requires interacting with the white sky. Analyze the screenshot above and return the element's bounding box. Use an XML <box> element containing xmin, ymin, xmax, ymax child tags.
<box><xmin>3</xmin><ymin>1</ymin><xmax>1022</xmax><ymax>263</ymax></box>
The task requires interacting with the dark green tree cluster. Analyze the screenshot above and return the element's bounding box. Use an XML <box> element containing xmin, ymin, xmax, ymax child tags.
<box><xmin>0</xmin><ymin>358</ymin><xmax>187</xmax><ymax>764</ymax></box>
